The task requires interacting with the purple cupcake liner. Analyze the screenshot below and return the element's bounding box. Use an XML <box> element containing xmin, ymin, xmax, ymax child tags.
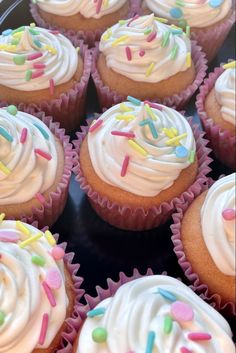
<box><xmin>91</xmin><ymin>40</ymin><xmax>207</xmax><ymax>111</ymax></box>
<box><xmin>72</xmin><ymin>115</ymin><xmax>212</xmax><ymax>231</ymax></box>
<box><xmin>170</xmin><ymin>179</ymin><xmax>236</xmax><ymax>316</ymax></box>
<box><xmin>30</xmin><ymin>1</ymin><xmax>139</xmax><ymax>48</ymax></box>
<box><xmin>196</xmin><ymin>64</ymin><xmax>236</xmax><ymax>170</ymax></box>
<box><xmin>0</xmin><ymin>106</ymin><xmax>74</xmax><ymax>229</ymax></box>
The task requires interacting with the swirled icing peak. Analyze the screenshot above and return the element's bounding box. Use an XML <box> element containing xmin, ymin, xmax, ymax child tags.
<box><xmin>143</xmin><ymin>0</ymin><xmax>232</xmax><ymax>28</ymax></box>
<box><xmin>215</xmin><ymin>62</ymin><xmax>236</xmax><ymax>126</ymax></box>
<box><xmin>0</xmin><ymin>107</ymin><xmax>58</xmax><ymax>205</ymax></box>
<box><xmin>87</xmin><ymin>97</ymin><xmax>196</xmax><ymax>197</ymax></box>
<box><xmin>77</xmin><ymin>275</ymin><xmax>235</xmax><ymax>353</ymax></box>
<box><xmin>35</xmin><ymin>0</ymin><xmax>127</xmax><ymax>18</ymax></box>
<box><xmin>0</xmin><ymin>218</ymin><xmax>67</xmax><ymax>353</ymax></box>
<box><xmin>201</xmin><ymin>173</ymin><xmax>236</xmax><ymax>276</ymax></box>
<box><xmin>99</xmin><ymin>14</ymin><xmax>192</xmax><ymax>83</ymax></box>
<box><xmin>0</xmin><ymin>25</ymin><xmax>78</xmax><ymax>91</ymax></box>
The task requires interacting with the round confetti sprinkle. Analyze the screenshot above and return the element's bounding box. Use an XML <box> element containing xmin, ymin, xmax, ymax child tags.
<box><xmin>92</xmin><ymin>327</ymin><xmax>108</xmax><ymax>343</ymax></box>
<box><xmin>170</xmin><ymin>7</ymin><xmax>183</xmax><ymax>18</ymax></box>
<box><xmin>46</xmin><ymin>268</ymin><xmax>62</xmax><ymax>289</ymax></box>
<box><xmin>51</xmin><ymin>246</ymin><xmax>65</xmax><ymax>260</ymax></box>
<box><xmin>222</xmin><ymin>208</ymin><xmax>236</xmax><ymax>221</ymax></box>
<box><xmin>175</xmin><ymin>146</ymin><xmax>189</xmax><ymax>158</ymax></box>
<box><xmin>0</xmin><ymin>311</ymin><xmax>5</xmax><ymax>326</ymax></box>
<box><xmin>6</xmin><ymin>105</ymin><xmax>18</xmax><ymax>116</ymax></box>
<box><xmin>13</xmin><ymin>55</ymin><xmax>26</xmax><ymax>66</ymax></box>
<box><xmin>209</xmin><ymin>0</ymin><xmax>223</xmax><ymax>7</ymax></box>
<box><xmin>171</xmin><ymin>301</ymin><xmax>194</xmax><ymax>322</ymax></box>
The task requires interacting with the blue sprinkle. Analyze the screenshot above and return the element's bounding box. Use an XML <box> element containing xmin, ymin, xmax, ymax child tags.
<box><xmin>33</xmin><ymin>123</ymin><xmax>49</xmax><ymax>140</ymax></box>
<box><xmin>2</xmin><ymin>29</ymin><xmax>12</xmax><ymax>36</ymax></box>
<box><xmin>170</xmin><ymin>7</ymin><xmax>183</xmax><ymax>18</ymax></box>
<box><xmin>127</xmin><ymin>96</ymin><xmax>141</xmax><ymax>106</ymax></box>
<box><xmin>87</xmin><ymin>308</ymin><xmax>106</xmax><ymax>318</ymax></box>
<box><xmin>171</xmin><ymin>29</ymin><xmax>183</xmax><ymax>35</ymax></box>
<box><xmin>33</xmin><ymin>39</ymin><xmax>42</xmax><ymax>48</ymax></box>
<box><xmin>139</xmin><ymin>119</ymin><xmax>150</xmax><ymax>126</ymax></box>
<box><xmin>145</xmin><ymin>331</ymin><xmax>156</xmax><ymax>353</ymax></box>
<box><xmin>149</xmin><ymin>121</ymin><xmax>158</xmax><ymax>139</ymax></box>
<box><xmin>175</xmin><ymin>146</ymin><xmax>189</xmax><ymax>158</ymax></box>
<box><xmin>0</xmin><ymin>127</ymin><xmax>13</xmax><ymax>142</ymax></box>
<box><xmin>209</xmin><ymin>0</ymin><xmax>223</xmax><ymax>7</ymax></box>
<box><xmin>158</xmin><ymin>288</ymin><xmax>177</xmax><ymax>302</ymax></box>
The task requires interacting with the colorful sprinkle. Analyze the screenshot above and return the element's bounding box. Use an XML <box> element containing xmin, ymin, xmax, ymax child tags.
<box><xmin>0</xmin><ymin>311</ymin><xmax>6</xmax><ymax>326</ymax></box>
<box><xmin>121</xmin><ymin>155</ymin><xmax>130</xmax><ymax>177</ymax></box>
<box><xmin>144</xmin><ymin>101</ymin><xmax>163</xmax><ymax>111</ymax></box>
<box><xmin>119</xmin><ymin>103</ymin><xmax>134</xmax><ymax>112</ymax></box>
<box><xmin>35</xmin><ymin>192</ymin><xmax>46</xmax><ymax>204</ymax></box>
<box><xmin>31</xmin><ymin>70</ymin><xmax>44</xmax><ymax>79</ymax></box>
<box><xmin>0</xmin><ymin>127</ymin><xmax>13</xmax><ymax>142</ymax></box>
<box><xmin>111</xmin><ymin>131</ymin><xmax>135</xmax><ymax>138</ymax></box>
<box><xmin>34</xmin><ymin>39</ymin><xmax>42</xmax><ymax>48</ymax></box>
<box><xmin>170</xmin><ymin>43</ymin><xmax>179</xmax><ymax>59</ymax></box>
<box><xmin>154</xmin><ymin>16</ymin><xmax>168</xmax><ymax>23</ymax></box>
<box><xmin>0</xmin><ymin>213</ymin><xmax>5</xmax><ymax>223</ymax></box>
<box><xmin>51</xmin><ymin>246</ymin><xmax>65</xmax><ymax>260</ymax></box>
<box><xmin>96</xmin><ymin>0</ymin><xmax>103</xmax><ymax>14</ymax></box>
<box><xmin>19</xmin><ymin>232</ymin><xmax>42</xmax><ymax>248</ymax></box>
<box><xmin>188</xmin><ymin>332</ymin><xmax>212</xmax><ymax>341</ymax></box>
<box><xmin>89</xmin><ymin>119</ymin><xmax>103</xmax><ymax>133</ymax></box>
<box><xmin>144</xmin><ymin>29</ymin><xmax>152</xmax><ymax>35</ymax></box>
<box><xmin>13</xmin><ymin>54</ymin><xmax>26</xmax><ymax>65</ymax></box>
<box><xmin>0</xmin><ymin>231</ymin><xmax>19</xmax><ymax>243</ymax></box>
<box><xmin>186</xmin><ymin>25</ymin><xmax>191</xmax><ymax>37</ymax></box>
<box><xmin>35</xmin><ymin>149</ymin><xmax>52</xmax><ymax>161</ymax></box>
<box><xmin>128</xmin><ymin>139</ymin><xmax>148</xmax><ymax>157</ymax></box>
<box><xmin>186</xmin><ymin>52</ymin><xmax>191</xmax><ymax>68</ymax></box>
<box><xmin>171</xmin><ymin>301</ymin><xmax>194</xmax><ymax>322</ymax></box>
<box><xmin>209</xmin><ymin>0</ymin><xmax>223</xmax><ymax>7</ymax></box>
<box><xmin>20</xmin><ymin>128</ymin><xmax>28</xmax><ymax>144</ymax></box>
<box><xmin>33</xmin><ymin>63</ymin><xmax>46</xmax><ymax>69</ymax></box>
<box><xmin>45</xmin><ymin>230</ymin><xmax>56</xmax><ymax>246</ymax></box>
<box><xmin>46</xmin><ymin>268</ymin><xmax>62</xmax><ymax>289</ymax></box>
<box><xmin>222</xmin><ymin>208</ymin><xmax>236</xmax><ymax>221</ymax></box>
<box><xmin>16</xmin><ymin>220</ymin><xmax>30</xmax><ymax>236</ymax></box>
<box><xmin>32</xmin><ymin>255</ymin><xmax>46</xmax><ymax>266</ymax></box>
<box><xmin>146</xmin><ymin>62</ymin><xmax>155</xmax><ymax>77</ymax></box>
<box><xmin>0</xmin><ymin>161</ymin><xmax>11</xmax><ymax>175</ymax></box>
<box><xmin>87</xmin><ymin>308</ymin><xmax>106</xmax><ymax>318</ymax></box>
<box><xmin>27</xmin><ymin>52</ymin><xmax>43</xmax><ymax>61</ymax></box>
<box><xmin>139</xmin><ymin>49</ymin><xmax>146</xmax><ymax>57</ymax></box>
<box><xmin>145</xmin><ymin>331</ymin><xmax>156</xmax><ymax>353</ymax></box>
<box><xmin>147</xmin><ymin>31</ymin><xmax>157</xmax><ymax>42</ymax></box>
<box><xmin>92</xmin><ymin>327</ymin><xmax>108</xmax><ymax>343</ymax></box>
<box><xmin>178</xmin><ymin>19</ymin><xmax>187</xmax><ymax>29</ymax></box>
<box><xmin>125</xmin><ymin>46</ymin><xmax>132</xmax><ymax>61</ymax></box>
<box><xmin>44</xmin><ymin>45</ymin><xmax>57</xmax><ymax>54</ymax></box>
<box><xmin>33</xmin><ymin>123</ymin><xmax>49</xmax><ymax>139</ymax></box>
<box><xmin>2</xmin><ymin>29</ymin><xmax>12</xmax><ymax>36</ymax></box>
<box><xmin>170</xmin><ymin>7</ymin><xmax>183</xmax><ymax>18</ymax></box>
<box><xmin>127</xmin><ymin>15</ymin><xmax>139</xmax><ymax>27</ymax></box>
<box><xmin>42</xmin><ymin>281</ymin><xmax>56</xmax><ymax>307</ymax></box>
<box><xmin>25</xmin><ymin>70</ymin><xmax>32</xmax><ymax>81</ymax></box>
<box><xmin>180</xmin><ymin>347</ymin><xmax>192</xmax><ymax>353</ymax></box>
<box><xmin>144</xmin><ymin>103</ymin><xmax>157</xmax><ymax>121</ymax></box>
<box><xmin>6</xmin><ymin>105</ymin><xmax>18</xmax><ymax>116</ymax></box>
<box><xmin>176</xmin><ymin>0</ymin><xmax>185</xmax><ymax>6</ymax></box>
<box><xmin>127</xmin><ymin>96</ymin><xmax>141</xmax><ymax>106</ymax></box>
<box><xmin>188</xmin><ymin>150</ymin><xmax>195</xmax><ymax>163</ymax></box>
<box><xmin>175</xmin><ymin>146</ymin><xmax>189</xmax><ymax>158</ymax></box>
<box><xmin>158</xmin><ymin>288</ymin><xmax>177</xmax><ymax>302</ymax></box>
<box><xmin>164</xmin><ymin>315</ymin><xmax>173</xmax><ymax>334</ymax></box>
<box><xmin>12</xmin><ymin>26</ymin><xmax>25</xmax><ymax>35</ymax></box>
<box><xmin>223</xmin><ymin>60</ymin><xmax>236</xmax><ymax>69</ymax></box>
<box><xmin>161</xmin><ymin>31</ymin><xmax>171</xmax><ymax>47</ymax></box>
<box><xmin>112</xmin><ymin>35</ymin><xmax>129</xmax><ymax>47</ymax></box>
<box><xmin>38</xmin><ymin>313</ymin><xmax>49</xmax><ymax>345</ymax></box>
<box><xmin>166</xmin><ymin>133</ymin><xmax>187</xmax><ymax>146</ymax></box>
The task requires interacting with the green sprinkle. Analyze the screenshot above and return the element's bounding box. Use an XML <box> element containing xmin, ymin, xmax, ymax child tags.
<box><xmin>25</xmin><ymin>70</ymin><xmax>32</xmax><ymax>81</ymax></box>
<box><xmin>161</xmin><ymin>31</ymin><xmax>171</xmax><ymax>47</ymax></box>
<box><xmin>164</xmin><ymin>315</ymin><xmax>173</xmax><ymax>334</ymax></box>
<box><xmin>0</xmin><ymin>311</ymin><xmax>5</xmax><ymax>326</ymax></box>
<box><xmin>92</xmin><ymin>327</ymin><xmax>108</xmax><ymax>343</ymax></box>
<box><xmin>119</xmin><ymin>20</ymin><xmax>127</xmax><ymax>25</ymax></box>
<box><xmin>29</xmin><ymin>28</ymin><xmax>40</xmax><ymax>35</ymax></box>
<box><xmin>33</xmin><ymin>123</ymin><xmax>49</xmax><ymax>140</ymax></box>
<box><xmin>170</xmin><ymin>43</ymin><xmax>179</xmax><ymax>60</ymax></box>
<box><xmin>0</xmin><ymin>127</ymin><xmax>13</xmax><ymax>142</ymax></box>
<box><xmin>33</xmin><ymin>39</ymin><xmax>42</xmax><ymax>48</ymax></box>
<box><xmin>6</xmin><ymin>105</ymin><xmax>18</xmax><ymax>116</ymax></box>
<box><xmin>144</xmin><ymin>28</ymin><xmax>152</xmax><ymax>35</ymax></box>
<box><xmin>31</xmin><ymin>255</ymin><xmax>46</xmax><ymax>266</ymax></box>
<box><xmin>189</xmin><ymin>150</ymin><xmax>195</xmax><ymax>163</ymax></box>
<box><xmin>87</xmin><ymin>308</ymin><xmax>106</xmax><ymax>318</ymax></box>
<box><xmin>145</xmin><ymin>331</ymin><xmax>156</xmax><ymax>353</ymax></box>
<box><xmin>186</xmin><ymin>25</ymin><xmax>191</xmax><ymax>37</ymax></box>
<box><xmin>11</xmin><ymin>38</ymin><xmax>20</xmax><ymax>45</ymax></box>
<box><xmin>13</xmin><ymin>54</ymin><xmax>26</xmax><ymax>65</ymax></box>
<box><xmin>176</xmin><ymin>0</ymin><xmax>185</xmax><ymax>6</ymax></box>
<box><xmin>12</xmin><ymin>26</ymin><xmax>25</xmax><ymax>35</ymax></box>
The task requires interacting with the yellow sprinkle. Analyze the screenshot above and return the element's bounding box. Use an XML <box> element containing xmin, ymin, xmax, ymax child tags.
<box><xmin>166</xmin><ymin>133</ymin><xmax>187</xmax><ymax>146</ymax></box>
<box><xmin>162</xmin><ymin>128</ymin><xmax>175</xmax><ymax>138</ymax></box>
<box><xmin>144</xmin><ymin>104</ymin><xmax>157</xmax><ymax>121</ymax></box>
<box><xmin>119</xmin><ymin>103</ymin><xmax>134</xmax><ymax>112</ymax></box>
<box><xmin>186</xmin><ymin>25</ymin><xmax>190</xmax><ymax>38</ymax></box>
<box><xmin>30</xmin><ymin>22</ymin><xmax>36</xmax><ymax>27</ymax></box>
<box><xmin>128</xmin><ymin>139</ymin><xmax>148</xmax><ymax>157</ymax></box>
<box><xmin>16</xmin><ymin>221</ymin><xmax>30</xmax><ymax>236</ymax></box>
<box><xmin>116</xmin><ymin>114</ymin><xmax>135</xmax><ymax>121</ymax></box>
<box><xmin>146</xmin><ymin>62</ymin><xmax>155</xmax><ymax>77</ymax></box>
<box><xmin>103</xmin><ymin>0</ymin><xmax>109</xmax><ymax>7</ymax></box>
<box><xmin>76</xmin><ymin>47</ymin><xmax>80</xmax><ymax>53</ymax></box>
<box><xmin>45</xmin><ymin>230</ymin><xmax>56</xmax><ymax>246</ymax></box>
<box><xmin>0</xmin><ymin>213</ymin><xmax>5</xmax><ymax>224</ymax></box>
<box><xmin>12</xmin><ymin>31</ymin><xmax>24</xmax><ymax>39</ymax></box>
<box><xmin>171</xmin><ymin>127</ymin><xmax>178</xmax><ymax>136</ymax></box>
<box><xmin>223</xmin><ymin>61</ymin><xmax>236</xmax><ymax>69</ymax></box>
<box><xmin>0</xmin><ymin>44</ymin><xmax>16</xmax><ymax>52</ymax></box>
<box><xmin>44</xmin><ymin>45</ymin><xmax>57</xmax><ymax>55</ymax></box>
<box><xmin>154</xmin><ymin>16</ymin><xmax>168</xmax><ymax>23</ymax></box>
<box><xmin>186</xmin><ymin>52</ymin><xmax>191</xmax><ymax>68</ymax></box>
<box><xmin>112</xmin><ymin>35</ymin><xmax>129</xmax><ymax>47</ymax></box>
<box><xmin>19</xmin><ymin>232</ymin><xmax>43</xmax><ymax>248</ymax></box>
<box><xmin>0</xmin><ymin>161</ymin><xmax>11</xmax><ymax>175</ymax></box>
<box><xmin>102</xmin><ymin>29</ymin><xmax>112</xmax><ymax>41</ymax></box>
<box><xmin>171</xmin><ymin>24</ymin><xmax>182</xmax><ymax>30</ymax></box>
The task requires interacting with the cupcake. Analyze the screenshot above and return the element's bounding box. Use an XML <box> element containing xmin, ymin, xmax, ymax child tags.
<box><xmin>0</xmin><ymin>106</ymin><xmax>73</xmax><ymax>228</ymax></box>
<box><xmin>73</xmin><ymin>98</ymin><xmax>212</xmax><ymax>230</ymax></box>
<box><xmin>73</xmin><ymin>273</ymin><xmax>235</xmax><ymax>352</ymax></box>
<box><xmin>196</xmin><ymin>60</ymin><xmax>235</xmax><ymax>170</ymax></box>
<box><xmin>141</xmin><ymin>0</ymin><xmax>235</xmax><ymax>62</ymax></box>
<box><xmin>92</xmin><ymin>14</ymin><xmax>207</xmax><ymax>110</ymax></box>
<box><xmin>0</xmin><ymin>25</ymin><xmax>91</xmax><ymax>131</ymax></box>
<box><xmin>30</xmin><ymin>0</ymin><xmax>136</xmax><ymax>46</ymax></box>
<box><xmin>0</xmin><ymin>217</ymin><xmax>83</xmax><ymax>352</ymax></box>
<box><xmin>171</xmin><ymin>174</ymin><xmax>235</xmax><ymax>314</ymax></box>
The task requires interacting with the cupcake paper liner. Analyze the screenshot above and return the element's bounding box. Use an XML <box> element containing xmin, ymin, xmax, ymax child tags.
<box><xmin>0</xmin><ymin>41</ymin><xmax>92</xmax><ymax>133</ymax></box>
<box><xmin>73</xmin><ymin>116</ymin><xmax>212</xmax><ymax>231</ymax></box>
<box><xmin>91</xmin><ymin>40</ymin><xmax>207</xmax><ymax>111</ymax></box>
<box><xmin>0</xmin><ymin>105</ymin><xmax>74</xmax><ymax>229</ymax></box>
<box><xmin>170</xmin><ymin>179</ymin><xmax>236</xmax><ymax>316</ymax></box>
<box><xmin>30</xmin><ymin>1</ymin><xmax>139</xmax><ymax>48</ymax></box>
<box><xmin>196</xmin><ymin>65</ymin><xmax>236</xmax><ymax>170</ymax></box>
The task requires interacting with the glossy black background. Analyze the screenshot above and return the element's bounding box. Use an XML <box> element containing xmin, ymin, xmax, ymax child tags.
<box><xmin>0</xmin><ymin>0</ymin><xmax>235</xmax><ymax>337</ymax></box>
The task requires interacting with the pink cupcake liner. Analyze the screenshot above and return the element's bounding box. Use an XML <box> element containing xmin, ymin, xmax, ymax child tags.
<box><xmin>0</xmin><ymin>106</ymin><xmax>74</xmax><ymax>229</ymax></box>
<box><xmin>0</xmin><ymin>41</ymin><xmax>91</xmax><ymax>133</ymax></box>
<box><xmin>170</xmin><ymin>179</ymin><xmax>236</xmax><ymax>316</ymax></box>
<box><xmin>91</xmin><ymin>40</ymin><xmax>207</xmax><ymax>111</ymax></box>
<box><xmin>30</xmin><ymin>1</ymin><xmax>139</xmax><ymax>48</ymax></box>
<box><xmin>72</xmin><ymin>116</ymin><xmax>212</xmax><ymax>231</ymax></box>
<box><xmin>196</xmin><ymin>65</ymin><xmax>236</xmax><ymax>170</ymax></box>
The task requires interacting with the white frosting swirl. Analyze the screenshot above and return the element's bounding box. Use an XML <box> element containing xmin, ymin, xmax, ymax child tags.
<box><xmin>215</xmin><ymin>67</ymin><xmax>236</xmax><ymax>126</ymax></box>
<box><xmin>143</xmin><ymin>0</ymin><xmax>232</xmax><ymax>28</ymax></box>
<box><xmin>201</xmin><ymin>174</ymin><xmax>236</xmax><ymax>276</ymax></box>
<box><xmin>99</xmin><ymin>14</ymin><xmax>191</xmax><ymax>83</ymax></box>
<box><xmin>0</xmin><ymin>108</ymin><xmax>58</xmax><ymax>205</ymax></box>
<box><xmin>0</xmin><ymin>220</ymin><xmax>68</xmax><ymax>353</ymax></box>
<box><xmin>88</xmin><ymin>101</ymin><xmax>196</xmax><ymax>197</ymax></box>
<box><xmin>0</xmin><ymin>26</ymin><xmax>78</xmax><ymax>91</ymax></box>
<box><xmin>36</xmin><ymin>0</ymin><xmax>127</xmax><ymax>18</ymax></box>
<box><xmin>78</xmin><ymin>275</ymin><xmax>235</xmax><ymax>353</ymax></box>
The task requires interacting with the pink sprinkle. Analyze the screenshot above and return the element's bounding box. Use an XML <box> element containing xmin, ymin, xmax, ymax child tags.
<box><xmin>121</xmin><ymin>155</ymin><xmax>130</xmax><ymax>177</ymax></box>
<box><xmin>180</xmin><ymin>347</ymin><xmax>192</xmax><ymax>353</ymax></box>
<box><xmin>127</xmin><ymin>14</ymin><xmax>139</xmax><ymax>27</ymax></box>
<box><xmin>0</xmin><ymin>231</ymin><xmax>19</xmax><ymax>243</ymax></box>
<box><xmin>125</xmin><ymin>46</ymin><xmax>132</xmax><ymax>61</ymax></box>
<box><xmin>89</xmin><ymin>119</ymin><xmax>103</xmax><ymax>133</ymax></box>
<box><xmin>188</xmin><ymin>332</ymin><xmax>212</xmax><ymax>341</ymax></box>
<box><xmin>49</xmin><ymin>78</ymin><xmax>55</xmax><ymax>95</ymax></box>
<box><xmin>147</xmin><ymin>31</ymin><xmax>157</xmax><ymax>42</ymax></box>
<box><xmin>144</xmin><ymin>100</ymin><xmax>163</xmax><ymax>111</ymax></box>
<box><xmin>31</xmin><ymin>70</ymin><xmax>44</xmax><ymax>79</ymax></box>
<box><xmin>139</xmin><ymin>49</ymin><xmax>145</xmax><ymax>57</ymax></box>
<box><xmin>46</xmin><ymin>268</ymin><xmax>62</xmax><ymax>289</ymax></box>
<box><xmin>20</xmin><ymin>128</ymin><xmax>28</xmax><ymax>144</ymax></box>
<box><xmin>38</xmin><ymin>313</ymin><xmax>49</xmax><ymax>345</ymax></box>
<box><xmin>35</xmin><ymin>192</ymin><xmax>46</xmax><ymax>204</ymax></box>
<box><xmin>49</xmin><ymin>30</ymin><xmax>60</xmax><ymax>35</ymax></box>
<box><xmin>171</xmin><ymin>301</ymin><xmax>194</xmax><ymax>322</ymax></box>
<box><xmin>96</xmin><ymin>0</ymin><xmax>102</xmax><ymax>14</ymax></box>
<box><xmin>27</xmin><ymin>52</ymin><xmax>43</xmax><ymax>61</ymax></box>
<box><xmin>222</xmin><ymin>208</ymin><xmax>236</xmax><ymax>221</ymax></box>
<box><xmin>34</xmin><ymin>149</ymin><xmax>52</xmax><ymax>160</ymax></box>
<box><xmin>111</xmin><ymin>131</ymin><xmax>135</xmax><ymax>138</ymax></box>
<box><xmin>33</xmin><ymin>62</ymin><xmax>46</xmax><ymax>69</ymax></box>
<box><xmin>42</xmin><ymin>281</ymin><xmax>56</xmax><ymax>307</ymax></box>
<box><xmin>51</xmin><ymin>246</ymin><xmax>65</xmax><ymax>260</ymax></box>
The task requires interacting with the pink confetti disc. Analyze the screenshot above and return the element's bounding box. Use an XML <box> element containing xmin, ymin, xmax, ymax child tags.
<box><xmin>171</xmin><ymin>301</ymin><xmax>194</xmax><ymax>322</ymax></box>
<box><xmin>46</xmin><ymin>268</ymin><xmax>62</xmax><ymax>289</ymax></box>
